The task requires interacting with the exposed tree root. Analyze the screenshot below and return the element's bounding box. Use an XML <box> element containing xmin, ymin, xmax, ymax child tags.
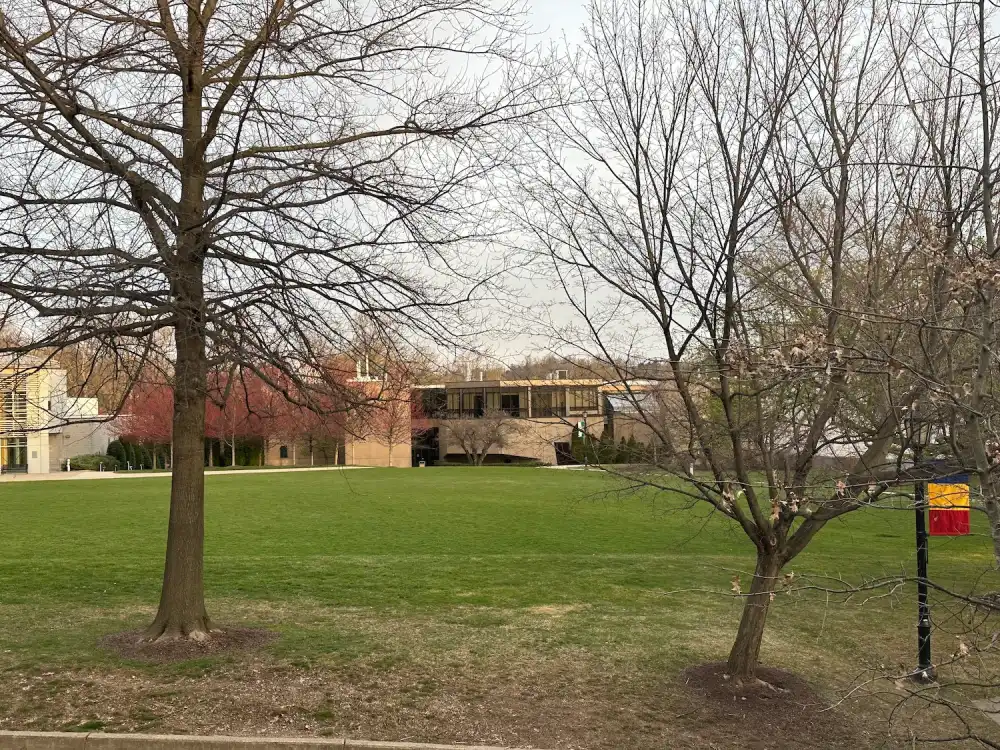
<box><xmin>102</xmin><ymin>626</ymin><xmax>275</xmax><ymax>663</ymax></box>
<box><xmin>142</xmin><ymin>616</ymin><xmax>214</xmax><ymax>643</ymax></box>
<box><xmin>755</xmin><ymin>678</ymin><xmax>790</xmax><ymax>693</ymax></box>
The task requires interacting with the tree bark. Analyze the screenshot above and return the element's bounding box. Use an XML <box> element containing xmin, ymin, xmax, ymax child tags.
<box><xmin>726</xmin><ymin>548</ymin><xmax>782</xmax><ymax>680</ymax></box>
<box><xmin>144</xmin><ymin>295</ymin><xmax>211</xmax><ymax>640</ymax></box>
<box><xmin>146</xmin><ymin>40</ymin><xmax>211</xmax><ymax>638</ymax></box>
<box><xmin>983</xmin><ymin>498</ymin><xmax>1000</xmax><ymax>568</ymax></box>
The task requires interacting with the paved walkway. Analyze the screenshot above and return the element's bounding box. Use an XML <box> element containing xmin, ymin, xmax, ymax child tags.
<box><xmin>0</xmin><ymin>466</ymin><xmax>368</xmax><ymax>483</ymax></box>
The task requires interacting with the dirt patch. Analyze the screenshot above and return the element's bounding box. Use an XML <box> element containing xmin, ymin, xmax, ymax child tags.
<box><xmin>99</xmin><ymin>627</ymin><xmax>276</xmax><ymax>663</ymax></box>
<box><xmin>679</xmin><ymin>662</ymin><xmax>862</xmax><ymax>749</ymax></box>
<box><xmin>2</xmin><ymin>653</ymin><xmax>905</xmax><ymax>749</ymax></box>
<box><xmin>528</xmin><ymin>604</ymin><xmax>584</xmax><ymax>616</ymax></box>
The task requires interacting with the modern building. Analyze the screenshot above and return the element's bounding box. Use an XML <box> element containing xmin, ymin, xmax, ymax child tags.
<box><xmin>0</xmin><ymin>355</ymin><xmax>113</xmax><ymax>474</ymax></box>
<box><xmin>412</xmin><ymin>374</ymin><xmax>626</xmax><ymax>465</ymax></box>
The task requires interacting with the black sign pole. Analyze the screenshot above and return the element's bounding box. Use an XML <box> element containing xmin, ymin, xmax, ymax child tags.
<box><xmin>913</xmin><ymin>441</ymin><xmax>934</xmax><ymax>682</ymax></box>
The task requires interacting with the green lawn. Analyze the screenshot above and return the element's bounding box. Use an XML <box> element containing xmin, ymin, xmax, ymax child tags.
<box><xmin>1</xmin><ymin>467</ymin><xmax>997</xmax><ymax>748</ymax></box>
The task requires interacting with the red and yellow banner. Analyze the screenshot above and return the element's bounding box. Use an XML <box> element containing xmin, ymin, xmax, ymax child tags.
<box><xmin>928</xmin><ymin>475</ymin><xmax>970</xmax><ymax>536</ymax></box>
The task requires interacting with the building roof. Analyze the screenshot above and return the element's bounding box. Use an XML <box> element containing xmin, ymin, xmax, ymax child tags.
<box><xmin>0</xmin><ymin>352</ymin><xmax>56</xmax><ymax>373</ymax></box>
<box><xmin>413</xmin><ymin>378</ymin><xmax>658</xmax><ymax>391</ymax></box>
<box><xmin>605</xmin><ymin>392</ymin><xmax>661</xmax><ymax>413</ymax></box>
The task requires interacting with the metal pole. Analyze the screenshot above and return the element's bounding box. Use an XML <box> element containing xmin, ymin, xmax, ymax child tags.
<box><xmin>913</xmin><ymin>443</ymin><xmax>934</xmax><ymax>682</ymax></box>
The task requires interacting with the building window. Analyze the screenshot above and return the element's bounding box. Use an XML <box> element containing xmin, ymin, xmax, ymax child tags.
<box><xmin>568</xmin><ymin>388</ymin><xmax>599</xmax><ymax>413</ymax></box>
<box><xmin>531</xmin><ymin>388</ymin><xmax>566</xmax><ymax>417</ymax></box>
<box><xmin>500</xmin><ymin>393</ymin><xmax>521</xmax><ymax>417</ymax></box>
<box><xmin>446</xmin><ymin>389</ymin><xmax>487</xmax><ymax>418</ymax></box>
<box><xmin>2</xmin><ymin>436</ymin><xmax>28</xmax><ymax>472</ymax></box>
<box><xmin>279</xmin><ymin>445</ymin><xmax>289</xmax><ymax>459</ymax></box>
<box><xmin>1</xmin><ymin>389</ymin><xmax>28</xmax><ymax>428</ymax></box>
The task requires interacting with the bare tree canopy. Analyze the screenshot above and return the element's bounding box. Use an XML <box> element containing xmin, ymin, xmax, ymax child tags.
<box><xmin>518</xmin><ymin>0</ymin><xmax>1000</xmax><ymax>683</ymax></box>
<box><xmin>442</xmin><ymin>408</ymin><xmax>522</xmax><ymax>464</ymax></box>
<box><xmin>0</xmin><ymin>0</ymin><xmax>540</xmax><ymax>640</ymax></box>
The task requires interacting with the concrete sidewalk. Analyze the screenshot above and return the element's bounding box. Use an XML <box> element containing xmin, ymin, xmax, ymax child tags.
<box><xmin>0</xmin><ymin>732</ymin><xmax>527</xmax><ymax>750</ymax></box>
<box><xmin>0</xmin><ymin>466</ymin><xmax>368</xmax><ymax>483</ymax></box>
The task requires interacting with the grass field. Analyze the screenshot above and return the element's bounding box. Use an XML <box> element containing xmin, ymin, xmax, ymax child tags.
<box><xmin>1</xmin><ymin>467</ymin><xmax>998</xmax><ymax>748</ymax></box>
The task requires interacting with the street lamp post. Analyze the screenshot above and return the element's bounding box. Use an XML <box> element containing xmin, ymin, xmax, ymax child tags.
<box><xmin>910</xmin><ymin>413</ymin><xmax>935</xmax><ymax>682</ymax></box>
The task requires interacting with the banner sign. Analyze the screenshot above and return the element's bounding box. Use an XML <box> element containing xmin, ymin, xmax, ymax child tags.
<box><xmin>928</xmin><ymin>474</ymin><xmax>971</xmax><ymax>536</ymax></box>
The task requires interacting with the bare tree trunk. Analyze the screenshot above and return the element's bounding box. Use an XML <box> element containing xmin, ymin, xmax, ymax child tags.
<box><xmin>231</xmin><ymin>431</ymin><xmax>236</xmax><ymax>467</ymax></box>
<box><xmin>145</xmin><ymin>288</ymin><xmax>210</xmax><ymax>641</ymax></box>
<box><xmin>207</xmin><ymin>440</ymin><xmax>214</xmax><ymax>467</ymax></box>
<box><xmin>726</xmin><ymin>548</ymin><xmax>782</xmax><ymax>680</ymax></box>
<box><xmin>388</xmin><ymin>444</ymin><xmax>393</xmax><ymax>467</ymax></box>
<box><xmin>983</xmin><ymin>499</ymin><xmax>1000</xmax><ymax>568</ymax></box>
<box><xmin>970</xmin><ymin>0</ymin><xmax>1000</xmax><ymax>568</ymax></box>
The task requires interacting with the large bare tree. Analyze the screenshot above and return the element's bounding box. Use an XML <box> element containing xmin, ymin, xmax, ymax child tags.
<box><xmin>518</xmin><ymin>0</ymin><xmax>987</xmax><ymax>681</ymax></box>
<box><xmin>0</xmin><ymin>0</ymin><xmax>537</xmax><ymax>641</ymax></box>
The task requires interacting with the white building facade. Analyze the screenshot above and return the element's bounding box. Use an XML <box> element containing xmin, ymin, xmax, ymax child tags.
<box><xmin>1</xmin><ymin>356</ymin><xmax>112</xmax><ymax>474</ymax></box>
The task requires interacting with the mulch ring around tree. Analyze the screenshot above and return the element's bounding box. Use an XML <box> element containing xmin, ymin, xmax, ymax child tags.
<box><xmin>679</xmin><ymin>662</ymin><xmax>864</xmax><ymax>749</ymax></box>
<box><xmin>100</xmin><ymin>627</ymin><xmax>277</xmax><ymax>663</ymax></box>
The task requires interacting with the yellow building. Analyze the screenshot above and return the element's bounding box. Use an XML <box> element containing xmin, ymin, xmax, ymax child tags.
<box><xmin>1</xmin><ymin>355</ymin><xmax>111</xmax><ymax>474</ymax></box>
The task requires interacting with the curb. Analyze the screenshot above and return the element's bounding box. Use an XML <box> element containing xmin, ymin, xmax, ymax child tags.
<box><xmin>0</xmin><ymin>732</ymin><xmax>532</xmax><ymax>750</ymax></box>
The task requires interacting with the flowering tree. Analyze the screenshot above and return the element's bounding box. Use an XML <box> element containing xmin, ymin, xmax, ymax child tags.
<box><xmin>368</xmin><ymin>381</ymin><xmax>412</xmax><ymax>467</ymax></box>
<box><xmin>518</xmin><ymin>0</ymin><xmax>974</xmax><ymax>682</ymax></box>
<box><xmin>204</xmin><ymin>373</ymin><xmax>252</xmax><ymax>467</ymax></box>
<box><xmin>118</xmin><ymin>381</ymin><xmax>174</xmax><ymax>467</ymax></box>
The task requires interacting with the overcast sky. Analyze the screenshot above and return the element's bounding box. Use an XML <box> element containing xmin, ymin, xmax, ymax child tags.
<box><xmin>526</xmin><ymin>0</ymin><xmax>586</xmax><ymax>39</ymax></box>
<box><xmin>469</xmin><ymin>2</ymin><xmax>588</xmax><ymax>363</ymax></box>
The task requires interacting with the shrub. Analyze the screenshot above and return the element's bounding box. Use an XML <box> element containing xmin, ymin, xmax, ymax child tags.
<box><xmin>625</xmin><ymin>435</ymin><xmax>643</xmax><ymax>463</ymax></box>
<box><xmin>107</xmin><ymin>440</ymin><xmax>127</xmax><ymax>464</ymax></box>
<box><xmin>616</xmin><ymin>436</ymin><xmax>629</xmax><ymax>463</ymax></box>
<box><xmin>597</xmin><ymin>433</ymin><xmax>618</xmax><ymax>464</ymax></box>
<box><xmin>69</xmin><ymin>454</ymin><xmax>119</xmax><ymax>471</ymax></box>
